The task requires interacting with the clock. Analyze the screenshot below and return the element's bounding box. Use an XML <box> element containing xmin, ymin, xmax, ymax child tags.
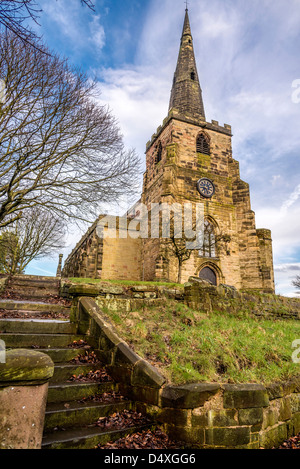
<box><xmin>197</xmin><ymin>178</ymin><xmax>215</xmax><ymax>199</ymax></box>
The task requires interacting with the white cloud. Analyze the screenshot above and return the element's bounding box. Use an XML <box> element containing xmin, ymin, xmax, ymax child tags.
<box><xmin>271</xmin><ymin>175</ymin><xmax>281</xmax><ymax>186</ymax></box>
<box><xmin>281</xmin><ymin>184</ymin><xmax>300</xmax><ymax>214</ymax></box>
<box><xmin>38</xmin><ymin>0</ymin><xmax>106</xmax><ymax>53</ymax></box>
<box><xmin>28</xmin><ymin>0</ymin><xmax>300</xmax><ymax>295</ymax></box>
<box><xmin>94</xmin><ymin>66</ymin><xmax>170</xmax><ymax>164</ymax></box>
<box><xmin>275</xmin><ymin>263</ymin><xmax>300</xmax><ymax>273</ymax></box>
<box><xmin>88</xmin><ymin>14</ymin><xmax>106</xmax><ymax>50</ymax></box>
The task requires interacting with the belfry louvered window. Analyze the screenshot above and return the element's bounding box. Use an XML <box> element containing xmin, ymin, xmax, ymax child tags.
<box><xmin>156</xmin><ymin>142</ymin><xmax>162</xmax><ymax>164</ymax></box>
<box><xmin>196</xmin><ymin>133</ymin><xmax>210</xmax><ymax>155</ymax></box>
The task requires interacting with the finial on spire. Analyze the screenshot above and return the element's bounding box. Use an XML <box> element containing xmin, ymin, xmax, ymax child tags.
<box><xmin>185</xmin><ymin>0</ymin><xmax>189</xmax><ymax>11</ymax></box>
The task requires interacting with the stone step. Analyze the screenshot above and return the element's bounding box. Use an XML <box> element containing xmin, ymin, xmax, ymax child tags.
<box><xmin>7</xmin><ymin>281</ymin><xmax>59</xmax><ymax>289</ymax></box>
<box><xmin>0</xmin><ymin>285</ymin><xmax>155</xmax><ymax>450</ymax></box>
<box><xmin>5</xmin><ymin>289</ymin><xmax>60</xmax><ymax>300</ymax></box>
<box><xmin>1</xmin><ymin>333</ymin><xmax>83</xmax><ymax>349</ymax></box>
<box><xmin>38</xmin><ymin>347</ymin><xmax>88</xmax><ymax>364</ymax></box>
<box><xmin>8</xmin><ymin>274</ymin><xmax>58</xmax><ymax>281</ymax></box>
<box><xmin>42</xmin><ymin>424</ymin><xmax>153</xmax><ymax>450</ymax></box>
<box><xmin>4</xmin><ymin>275</ymin><xmax>61</xmax><ymax>299</ymax></box>
<box><xmin>51</xmin><ymin>363</ymin><xmax>104</xmax><ymax>384</ymax></box>
<box><xmin>7</xmin><ymin>275</ymin><xmax>59</xmax><ymax>287</ymax></box>
<box><xmin>44</xmin><ymin>400</ymin><xmax>132</xmax><ymax>431</ymax></box>
<box><xmin>0</xmin><ymin>320</ymin><xmax>76</xmax><ymax>335</ymax></box>
<box><xmin>6</xmin><ymin>278</ymin><xmax>59</xmax><ymax>287</ymax></box>
<box><xmin>47</xmin><ymin>382</ymin><xmax>117</xmax><ymax>404</ymax></box>
<box><xmin>0</xmin><ymin>300</ymin><xmax>70</xmax><ymax>314</ymax></box>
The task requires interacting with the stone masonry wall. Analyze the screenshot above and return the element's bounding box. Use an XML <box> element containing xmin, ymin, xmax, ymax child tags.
<box><xmin>62</xmin><ymin>218</ymin><xmax>143</xmax><ymax>282</ymax></box>
<box><xmin>72</xmin><ymin>295</ymin><xmax>300</xmax><ymax>449</ymax></box>
<box><xmin>141</xmin><ymin>114</ymin><xmax>275</xmax><ymax>292</ymax></box>
<box><xmin>62</xmin><ymin>217</ymin><xmax>103</xmax><ymax>279</ymax></box>
<box><xmin>185</xmin><ymin>279</ymin><xmax>300</xmax><ymax>321</ymax></box>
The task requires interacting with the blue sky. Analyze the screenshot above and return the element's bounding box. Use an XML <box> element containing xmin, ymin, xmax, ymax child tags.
<box><xmin>25</xmin><ymin>0</ymin><xmax>300</xmax><ymax>297</ymax></box>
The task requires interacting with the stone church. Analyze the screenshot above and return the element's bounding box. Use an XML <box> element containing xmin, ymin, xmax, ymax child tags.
<box><xmin>62</xmin><ymin>9</ymin><xmax>275</xmax><ymax>293</ymax></box>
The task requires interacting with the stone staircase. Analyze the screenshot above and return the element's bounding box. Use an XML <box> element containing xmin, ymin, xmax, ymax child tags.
<box><xmin>0</xmin><ymin>277</ymin><xmax>155</xmax><ymax>449</ymax></box>
<box><xmin>2</xmin><ymin>275</ymin><xmax>61</xmax><ymax>301</ymax></box>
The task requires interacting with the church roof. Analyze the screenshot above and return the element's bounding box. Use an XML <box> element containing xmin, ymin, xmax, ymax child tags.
<box><xmin>168</xmin><ymin>9</ymin><xmax>206</xmax><ymax>122</ymax></box>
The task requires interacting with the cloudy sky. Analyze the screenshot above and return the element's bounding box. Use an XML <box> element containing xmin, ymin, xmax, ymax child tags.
<box><xmin>25</xmin><ymin>0</ymin><xmax>300</xmax><ymax>297</ymax></box>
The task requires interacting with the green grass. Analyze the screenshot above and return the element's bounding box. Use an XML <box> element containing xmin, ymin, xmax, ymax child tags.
<box><xmin>68</xmin><ymin>277</ymin><xmax>184</xmax><ymax>289</ymax></box>
<box><xmin>100</xmin><ymin>300</ymin><xmax>300</xmax><ymax>386</ymax></box>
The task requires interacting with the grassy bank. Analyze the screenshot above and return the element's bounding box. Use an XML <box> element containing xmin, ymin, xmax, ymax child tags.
<box><xmin>100</xmin><ymin>299</ymin><xmax>300</xmax><ymax>386</ymax></box>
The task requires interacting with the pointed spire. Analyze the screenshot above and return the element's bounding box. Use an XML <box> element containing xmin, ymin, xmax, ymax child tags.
<box><xmin>169</xmin><ymin>9</ymin><xmax>206</xmax><ymax>121</ymax></box>
<box><xmin>182</xmin><ymin>6</ymin><xmax>192</xmax><ymax>37</ymax></box>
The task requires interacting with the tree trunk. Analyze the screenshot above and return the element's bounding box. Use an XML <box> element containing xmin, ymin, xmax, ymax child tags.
<box><xmin>178</xmin><ymin>261</ymin><xmax>183</xmax><ymax>284</ymax></box>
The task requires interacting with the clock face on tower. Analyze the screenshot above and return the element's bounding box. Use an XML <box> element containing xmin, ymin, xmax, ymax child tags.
<box><xmin>197</xmin><ymin>178</ymin><xmax>215</xmax><ymax>199</ymax></box>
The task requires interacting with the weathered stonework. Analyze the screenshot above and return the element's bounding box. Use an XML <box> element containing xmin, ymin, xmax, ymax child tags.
<box><xmin>0</xmin><ymin>349</ymin><xmax>54</xmax><ymax>449</ymax></box>
<box><xmin>184</xmin><ymin>278</ymin><xmax>300</xmax><ymax>320</ymax></box>
<box><xmin>62</xmin><ymin>217</ymin><xmax>142</xmax><ymax>281</ymax></box>
<box><xmin>62</xmin><ymin>10</ymin><xmax>275</xmax><ymax>294</ymax></box>
<box><xmin>72</xmin><ymin>296</ymin><xmax>300</xmax><ymax>449</ymax></box>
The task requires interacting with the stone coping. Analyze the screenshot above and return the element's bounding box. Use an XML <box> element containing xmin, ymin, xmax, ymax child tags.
<box><xmin>77</xmin><ymin>297</ymin><xmax>300</xmax><ymax>409</ymax></box>
<box><xmin>66</xmin><ymin>282</ymin><xmax>184</xmax><ymax>299</ymax></box>
<box><xmin>79</xmin><ymin>297</ymin><xmax>166</xmax><ymax>391</ymax></box>
<box><xmin>0</xmin><ymin>349</ymin><xmax>54</xmax><ymax>387</ymax></box>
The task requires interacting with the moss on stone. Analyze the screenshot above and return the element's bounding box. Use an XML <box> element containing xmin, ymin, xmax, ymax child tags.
<box><xmin>0</xmin><ymin>349</ymin><xmax>54</xmax><ymax>386</ymax></box>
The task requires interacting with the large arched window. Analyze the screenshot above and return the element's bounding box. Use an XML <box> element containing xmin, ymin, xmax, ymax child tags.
<box><xmin>196</xmin><ymin>133</ymin><xmax>210</xmax><ymax>155</ymax></box>
<box><xmin>199</xmin><ymin>219</ymin><xmax>216</xmax><ymax>258</ymax></box>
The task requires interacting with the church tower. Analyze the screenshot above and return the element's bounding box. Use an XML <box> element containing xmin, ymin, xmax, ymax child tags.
<box><xmin>141</xmin><ymin>8</ymin><xmax>275</xmax><ymax>292</ymax></box>
<box><xmin>62</xmin><ymin>8</ymin><xmax>275</xmax><ymax>292</ymax></box>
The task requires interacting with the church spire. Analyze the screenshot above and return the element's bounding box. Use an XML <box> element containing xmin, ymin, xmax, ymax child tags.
<box><xmin>168</xmin><ymin>8</ymin><xmax>206</xmax><ymax>121</ymax></box>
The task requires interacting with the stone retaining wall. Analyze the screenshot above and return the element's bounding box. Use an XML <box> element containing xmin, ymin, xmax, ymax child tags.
<box><xmin>74</xmin><ymin>297</ymin><xmax>300</xmax><ymax>449</ymax></box>
<box><xmin>185</xmin><ymin>279</ymin><xmax>300</xmax><ymax>321</ymax></box>
<box><xmin>63</xmin><ymin>277</ymin><xmax>300</xmax><ymax>322</ymax></box>
<box><xmin>62</xmin><ymin>281</ymin><xmax>184</xmax><ymax>302</ymax></box>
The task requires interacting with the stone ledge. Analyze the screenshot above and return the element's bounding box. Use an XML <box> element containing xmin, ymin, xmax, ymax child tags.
<box><xmin>160</xmin><ymin>383</ymin><xmax>220</xmax><ymax>409</ymax></box>
<box><xmin>266</xmin><ymin>376</ymin><xmax>300</xmax><ymax>399</ymax></box>
<box><xmin>132</xmin><ymin>359</ymin><xmax>166</xmax><ymax>389</ymax></box>
<box><xmin>67</xmin><ymin>281</ymin><xmax>184</xmax><ymax>301</ymax></box>
<box><xmin>222</xmin><ymin>384</ymin><xmax>269</xmax><ymax>409</ymax></box>
<box><xmin>0</xmin><ymin>349</ymin><xmax>54</xmax><ymax>387</ymax></box>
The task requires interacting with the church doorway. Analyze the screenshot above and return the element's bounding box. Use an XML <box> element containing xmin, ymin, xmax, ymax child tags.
<box><xmin>199</xmin><ymin>267</ymin><xmax>217</xmax><ymax>286</ymax></box>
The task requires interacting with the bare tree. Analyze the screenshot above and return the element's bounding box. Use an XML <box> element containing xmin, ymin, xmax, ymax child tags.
<box><xmin>0</xmin><ymin>1</ymin><xmax>95</xmax><ymax>47</ymax></box>
<box><xmin>0</xmin><ymin>31</ymin><xmax>141</xmax><ymax>229</ymax></box>
<box><xmin>292</xmin><ymin>276</ymin><xmax>300</xmax><ymax>294</ymax></box>
<box><xmin>0</xmin><ymin>208</ymin><xmax>66</xmax><ymax>274</ymax></box>
<box><xmin>164</xmin><ymin>214</ymin><xmax>231</xmax><ymax>283</ymax></box>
